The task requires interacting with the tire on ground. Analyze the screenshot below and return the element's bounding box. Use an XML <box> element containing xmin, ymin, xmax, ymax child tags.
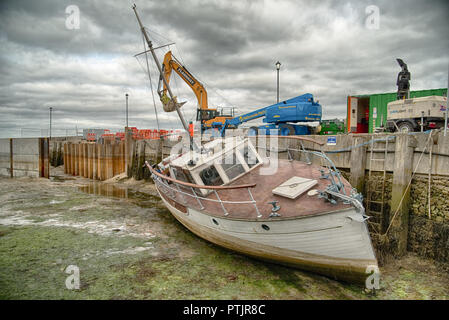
<box><xmin>397</xmin><ymin>121</ymin><xmax>414</xmax><ymax>133</ymax></box>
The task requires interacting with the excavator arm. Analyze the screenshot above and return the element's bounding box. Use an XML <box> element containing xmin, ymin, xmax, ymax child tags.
<box><xmin>159</xmin><ymin>51</ymin><xmax>219</xmax><ymax>120</ymax></box>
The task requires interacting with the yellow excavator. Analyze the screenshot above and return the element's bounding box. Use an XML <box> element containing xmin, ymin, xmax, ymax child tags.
<box><xmin>158</xmin><ymin>51</ymin><xmax>234</xmax><ymax>131</ymax></box>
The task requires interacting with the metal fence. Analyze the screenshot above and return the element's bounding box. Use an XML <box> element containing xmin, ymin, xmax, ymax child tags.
<box><xmin>2</xmin><ymin>128</ymin><xmax>81</xmax><ymax>139</ymax></box>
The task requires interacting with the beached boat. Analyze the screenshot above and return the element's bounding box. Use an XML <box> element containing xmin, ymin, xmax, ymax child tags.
<box><xmin>132</xmin><ymin>5</ymin><xmax>378</xmax><ymax>283</ymax></box>
<box><xmin>144</xmin><ymin>136</ymin><xmax>377</xmax><ymax>283</ymax></box>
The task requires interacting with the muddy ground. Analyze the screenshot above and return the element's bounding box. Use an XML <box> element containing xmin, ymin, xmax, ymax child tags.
<box><xmin>0</xmin><ymin>167</ymin><xmax>448</xmax><ymax>300</ymax></box>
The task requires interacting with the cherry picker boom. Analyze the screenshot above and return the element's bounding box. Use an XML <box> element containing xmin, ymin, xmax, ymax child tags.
<box><xmin>217</xmin><ymin>93</ymin><xmax>322</xmax><ymax>136</ymax></box>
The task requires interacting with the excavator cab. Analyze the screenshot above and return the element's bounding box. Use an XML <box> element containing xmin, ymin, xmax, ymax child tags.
<box><xmin>196</xmin><ymin>109</ymin><xmax>220</xmax><ymax>122</ymax></box>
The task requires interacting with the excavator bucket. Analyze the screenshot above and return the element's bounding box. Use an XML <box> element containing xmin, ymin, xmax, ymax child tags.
<box><xmin>160</xmin><ymin>94</ymin><xmax>186</xmax><ymax>112</ymax></box>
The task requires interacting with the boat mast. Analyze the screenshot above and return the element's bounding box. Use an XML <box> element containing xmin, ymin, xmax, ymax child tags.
<box><xmin>132</xmin><ymin>4</ymin><xmax>196</xmax><ymax>150</ymax></box>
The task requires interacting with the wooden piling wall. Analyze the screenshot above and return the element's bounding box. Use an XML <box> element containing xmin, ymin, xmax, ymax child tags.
<box><xmin>63</xmin><ymin>141</ymin><xmax>126</xmax><ymax>181</ymax></box>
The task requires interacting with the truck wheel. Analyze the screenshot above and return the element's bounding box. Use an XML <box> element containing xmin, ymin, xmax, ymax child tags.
<box><xmin>397</xmin><ymin>122</ymin><xmax>414</xmax><ymax>133</ymax></box>
<box><xmin>279</xmin><ymin>124</ymin><xmax>295</xmax><ymax>136</ymax></box>
<box><xmin>248</xmin><ymin>126</ymin><xmax>259</xmax><ymax>136</ymax></box>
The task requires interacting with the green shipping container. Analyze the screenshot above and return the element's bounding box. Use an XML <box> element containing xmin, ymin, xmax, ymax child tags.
<box><xmin>347</xmin><ymin>88</ymin><xmax>447</xmax><ymax>133</ymax></box>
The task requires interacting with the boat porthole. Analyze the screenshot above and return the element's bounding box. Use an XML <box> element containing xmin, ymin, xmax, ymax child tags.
<box><xmin>261</xmin><ymin>224</ymin><xmax>270</xmax><ymax>231</ymax></box>
<box><xmin>212</xmin><ymin>218</ymin><xmax>219</xmax><ymax>225</ymax></box>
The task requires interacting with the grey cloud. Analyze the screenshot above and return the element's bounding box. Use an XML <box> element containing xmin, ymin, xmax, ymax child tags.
<box><xmin>0</xmin><ymin>0</ymin><xmax>448</xmax><ymax>138</ymax></box>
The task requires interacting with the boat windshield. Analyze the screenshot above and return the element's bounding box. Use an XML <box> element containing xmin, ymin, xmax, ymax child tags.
<box><xmin>220</xmin><ymin>152</ymin><xmax>246</xmax><ymax>180</ymax></box>
<box><xmin>240</xmin><ymin>145</ymin><xmax>259</xmax><ymax>168</ymax></box>
<box><xmin>171</xmin><ymin>138</ymin><xmax>262</xmax><ymax>193</ymax></box>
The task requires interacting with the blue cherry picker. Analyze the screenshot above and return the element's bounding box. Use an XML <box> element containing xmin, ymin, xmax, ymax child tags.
<box><xmin>215</xmin><ymin>93</ymin><xmax>322</xmax><ymax>136</ymax></box>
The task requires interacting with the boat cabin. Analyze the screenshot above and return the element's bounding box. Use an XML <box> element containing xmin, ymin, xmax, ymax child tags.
<box><xmin>166</xmin><ymin>137</ymin><xmax>263</xmax><ymax>195</ymax></box>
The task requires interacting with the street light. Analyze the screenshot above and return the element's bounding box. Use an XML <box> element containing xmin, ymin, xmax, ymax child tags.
<box><xmin>275</xmin><ymin>61</ymin><xmax>281</xmax><ymax>103</ymax></box>
<box><xmin>125</xmin><ymin>93</ymin><xmax>129</xmax><ymax>128</ymax></box>
<box><xmin>49</xmin><ymin>107</ymin><xmax>53</xmax><ymax>140</ymax></box>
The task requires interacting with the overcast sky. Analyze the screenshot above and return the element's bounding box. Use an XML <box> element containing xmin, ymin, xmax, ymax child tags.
<box><xmin>0</xmin><ymin>0</ymin><xmax>448</xmax><ymax>138</ymax></box>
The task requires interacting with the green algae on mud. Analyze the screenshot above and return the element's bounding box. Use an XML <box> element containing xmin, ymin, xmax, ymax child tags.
<box><xmin>0</xmin><ymin>223</ymin><xmax>363</xmax><ymax>300</ymax></box>
<box><xmin>2</xmin><ymin>221</ymin><xmax>446</xmax><ymax>300</ymax></box>
<box><xmin>0</xmin><ymin>225</ymin><xmax>156</xmax><ymax>299</ymax></box>
<box><xmin>0</xmin><ymin>176</ymin><xmax>448</xmax><ymax>300</ymax></box>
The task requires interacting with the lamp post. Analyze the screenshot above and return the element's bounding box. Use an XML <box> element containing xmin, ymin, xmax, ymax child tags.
<box><xmin>125</xmin><ymin>93</ymin><xmax>129</xmax><ymax>128</ymax></box>
<box><xmin>276</xmin><ymin>61</ymin><xmax>281</xmax><ymax>103</ymax></box>
<box><xmin>49</xmin><ymin>107</ymin><xmax>53</xmax><ymax>140</ymax></box>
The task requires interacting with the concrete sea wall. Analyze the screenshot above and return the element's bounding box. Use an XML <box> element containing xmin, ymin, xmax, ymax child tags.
<box><xmin>0</xmin><ymin>138</ymin><xmax>49</xmax><ymax>178</ymax></box>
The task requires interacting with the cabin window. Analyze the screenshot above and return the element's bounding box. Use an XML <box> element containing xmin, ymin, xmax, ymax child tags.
<box><xmin>220</xmin><ymin>152</ymin><xmax>246</xmax><ymax>181</ymax></box>
<box><xmin>199</xmin><ymin>165</ymin><xmax>223</xmax><ymax>186</ymax></box>
<box><xmin>241</xmin><ymin>146</ymin><xmax>259</xmax><ymax>168</ymax></box>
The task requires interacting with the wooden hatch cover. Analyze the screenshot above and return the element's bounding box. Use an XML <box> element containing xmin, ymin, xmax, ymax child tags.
<box><xmin>272</xmin><ymin>176</ymin><xmax>318</xmax><ymax>199</ymax></box>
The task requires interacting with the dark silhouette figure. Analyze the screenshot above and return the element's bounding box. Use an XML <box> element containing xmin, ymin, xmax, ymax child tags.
<box><xmin>396</xmin><ymin>58</ymin><xmax>411</xmax><ymax>100</ymax></box>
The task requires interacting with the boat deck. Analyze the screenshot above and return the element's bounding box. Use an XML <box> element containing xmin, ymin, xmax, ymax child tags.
<box><xmin>158</xmin><ymin>159</ymin><xmax>353</xmax><ymax>220</ymax></box>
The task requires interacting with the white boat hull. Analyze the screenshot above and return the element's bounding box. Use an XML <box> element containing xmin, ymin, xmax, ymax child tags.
<box><xmin>158</xmin><ymin>189</ymin><xmax>378</xmax><ymax>283</ymax></box>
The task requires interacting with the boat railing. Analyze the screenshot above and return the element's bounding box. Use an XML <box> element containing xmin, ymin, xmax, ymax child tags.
<box><xmin>144</xmin><ymin>161</ymin><xmax>262</xmax><ymax>218</ymax></box>
<box><xmin>254</xmin><ymin>135</ymin><xmax>359</xmax><ymax>200</ymax></box>
<box><xmin>255</xmin><ymin>135</ymin><xmax>325</xmax><ymax>147</ymax></box>
<box><xmin>259</xmin><ymin>143</ymin><xmax>364</xmax><ymax>212</ymax></box>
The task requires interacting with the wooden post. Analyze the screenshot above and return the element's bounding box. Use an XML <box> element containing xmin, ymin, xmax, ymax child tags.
<box><xmin>88</xmin><ymin>144</ymin><xmax>93</xmax><ymax>179</ymax></box>
<box><xmin>40</xmin><ymin>137</ymin><xmax>50</xmax><ymax>179</ymax></box>
<box><xmin>9</xmin><ymin>138</ymin><xmax>13</xmax><ymax>178</ymax></box>
<box><xmin>389</xmin><ymin>134</ymin><xmax>417</xmax><ymax>256</ymax></box>
<box><xmin>97</xmin><ymin>143</ymin><xmax>100</xmax><ymax>180</ymax></box>
<box><xmin>101</xmin><ymin>142</ymin><xmax>106</xmax><ymax>180</ymax></box>
<box><xmin>69</xmin><ymin>143</ymin><xmax>72</xmax><ymax>175</ymax></box>
<box><xmin>97</xmin><ymin>143</ymin><xmax>101</xmax><ymax>180</ymax></box>
<box><xmin>83</xmin><ymin>144</ymin><xmax>88</xmax><ymax>177</ymax></box>
<box><xmin>58</xmin><ymin>142</ymin><xmax>63</xmax><ymax>167</ymax></box>
<box><xmin>105</xmin><ymin>142</ymin><xmax>113</xmax><ymax>180</ymax></box>
<box><xmin>125</xmin><ymin>127</ymin><xmax>134</xmax><ymax>177</ymax></box>
<box><xmin>79</xmin><ymin>143</ymin><xmax>84</xmax><ymax>177</ymax></box>
<box><xmin>92</xmin><ymin>143</ymin><xmax>98</xmax><ymax>180</ymax></box>
<box><xmin>65</xmin><ymin>143</ymin><xmax>70</xmax><ymax>174</ymax></box>
<box><xmin>69</xmin><ymin>142</ymin><xmax>73</xmax><ymax>175</ymax></box>
<box><xmin>138</xmin><ymin>140</ymin><xmax>146</xmax><ymax>180</ymax></box>
<box><xmin>349</xmin><ymin>136</ymin><xmax>367</xmax><ymax>192</ymax></box>
<box><xmin>70</xmin><ymin>143</ymin><xmax>76</xmax><ymax>175</ymax></box>
<box><xmin>112</xmin><ymin>143</ymin><xmax>118</xmax><ymax>176</ymax></box>
<box><xmin>74</xmin><ymin>143</ymin><xmax>80</xmax><ymax>176</ymax></box>
<box><xmin>66</xmin><ymin>143</ymin><xmax>69</xmax><ymax>174</ymax></box>
<box><xmin>121</xmin><ymin>141</ymin><xmax>125</xmax><ymax>173</ymax></box>
<box><xmin>97</xmin><ymin>144</ymin><xmax>101</xmax><ymax>181</ymax></box>
<box><xmin>68</xmin><ymin>143</ymin><xmax>72</xmax><ymax>175</ymax></box>
<box><xmin>104</xmin><ymin>143</ymin><xmax>108</xmax><ymax>180</ymax></box>
<box><xmin>63</xmin><ymin>143</ymin><xmax>68</xmax><ymax>174</ymax></box>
